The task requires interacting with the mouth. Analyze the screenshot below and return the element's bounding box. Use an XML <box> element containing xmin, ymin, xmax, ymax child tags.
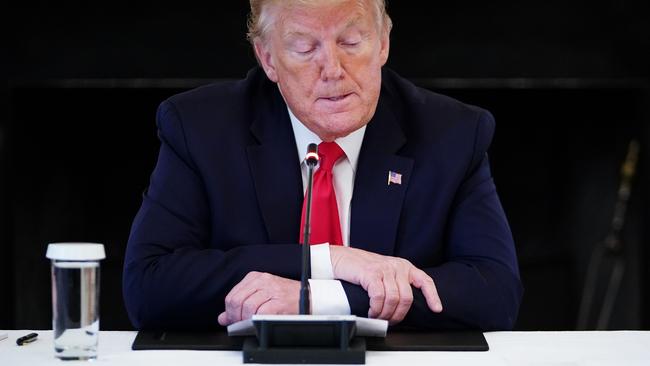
<box><xmin>320</xmin><ymin>92</ymin><xmax>353</xmax><ymax>102</ymax></box>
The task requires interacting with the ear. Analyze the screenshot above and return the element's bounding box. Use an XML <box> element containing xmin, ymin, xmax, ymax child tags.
<box><xmin>254</xmin><ymin>39</ymin><xmax>279</xmax><ymax>82</ymax></box>
<box><xmin>379</xmin><ymin>27</ymin><xmax>390</xmax><ymax>66</ymax></box>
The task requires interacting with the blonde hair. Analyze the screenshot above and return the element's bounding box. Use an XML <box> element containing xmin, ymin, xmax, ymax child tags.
<box><xmin>247</xmin><ymin>0</ymin><xmax>392</xmax><ymax>43</ymax></box>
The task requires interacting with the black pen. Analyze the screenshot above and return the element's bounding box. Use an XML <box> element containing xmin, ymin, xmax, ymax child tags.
<box><xmin>16</xmin><ymin>333</ymin><xmax>38</xmax><ymax>346</ymax></box>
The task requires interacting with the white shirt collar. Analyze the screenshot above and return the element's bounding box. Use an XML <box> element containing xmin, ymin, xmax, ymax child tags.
<box><xmin>287</xmin><ymin>106</ymin><xmax>366</xmax><ymax>172</ymax></box>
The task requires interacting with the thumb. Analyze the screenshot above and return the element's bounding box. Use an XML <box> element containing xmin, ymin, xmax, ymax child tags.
<box><xmin>218</xmin><ymin>312</ymin><xmax>229</xmax><ymax>326</ymax></box>
<box><xmin>411</xmin><ymin>270</ymin><xmax>443</xmax><ymax>313</ymax></box>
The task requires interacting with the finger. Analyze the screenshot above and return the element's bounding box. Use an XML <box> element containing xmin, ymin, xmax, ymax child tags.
<box><xmin>390</xmin><ymin>270</ymin><xmax>414</xmax><ymax>324</ymax></box>
<box><xmin>411</xmin><ymin>270</ymin><xmax>443</xmax><ymax>313</ymax></box>
<box><xmin>225</xmin><ymin>275</ymin><xmax>262</xmax><ymax>324</ymax></box>
<box><xmin>226</xmin><ymin>288</ymin><xmax>259</xmax><ymax>324</ymax></box>
<box><xmin>365</xmin><ymin>275</ymin><xmax>385</xmax><ymax>318</ymax></box>
<box><xmin>241</xmin><ymin>290</ymin><xmax>272</xmax><ymax>320</ymax></box>
<box><xmin>256</xmin><ymin>299</ymin><xmax>283</xmax><ymax>315</ymax></box>
<box><xmin>218</xmin><ymin>312</ymin><xmax>228</xmax><ymax>326</ymax></box>
<box><xmin>226</xmin><ymin>271</ymin><xmax>261</xmax><ymax>303</ymax></box>
<box><xmin>257</xmin><ymin>295</ymin><xmax>298</xmax><ymax>315</ymax></box>
<box><xmin>378</xmin><ymin>270</ymin><xmax>400</xmax><ymax>321</ymax></box>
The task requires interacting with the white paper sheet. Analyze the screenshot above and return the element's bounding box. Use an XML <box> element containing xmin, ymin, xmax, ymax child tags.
<box><xmin>227</xmin><ymin>314</ymin><xmax>388</xmax><ymax>338</ymax></box>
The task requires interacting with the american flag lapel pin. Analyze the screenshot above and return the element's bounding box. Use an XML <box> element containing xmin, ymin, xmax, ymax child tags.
<box><xmin>387</xmin><ymin>170</ymin><xmax>402</xmax><ymax>186</ymax></box>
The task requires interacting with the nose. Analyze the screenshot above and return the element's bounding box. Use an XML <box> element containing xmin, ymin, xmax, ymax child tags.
<box><xmin>319</xmin><ymin>43</ymin><xmax>344</xmax><ymax>81</ymax></box>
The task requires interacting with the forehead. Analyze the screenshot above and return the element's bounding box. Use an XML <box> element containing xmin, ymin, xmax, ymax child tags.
<box><xmin>274</xmin><ymin>0</ymin><xmax>374</xmax><ymax>36</ymax></box>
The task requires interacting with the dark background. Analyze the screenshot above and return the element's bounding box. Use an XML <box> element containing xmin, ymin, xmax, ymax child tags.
<box><xmin>3</xmin><ymin>1</ymin><xmax>649</xmax><ymax>331</ymax></box>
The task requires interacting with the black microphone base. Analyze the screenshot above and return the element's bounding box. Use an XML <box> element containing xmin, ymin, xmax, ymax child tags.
<box><xmin>243</xmin><ymin>337</ymin><xmax>366</xmax><ymax>364</ymax></box>
<box><xmin>242</xmin><ymin>317</ymin><xmax>366</xmax><ymax>364</ymax></box>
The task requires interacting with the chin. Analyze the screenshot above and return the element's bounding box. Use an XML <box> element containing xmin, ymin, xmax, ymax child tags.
<box><xmin>319</xmin><ymin>119</ymin><xmax>364</xmax><ymax>139</ymax></box>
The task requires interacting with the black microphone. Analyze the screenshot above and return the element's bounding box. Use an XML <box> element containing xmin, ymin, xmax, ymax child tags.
<box><xmin>238</xmin><ymin>141</ymin><xmax>376</xmax><ymax>362</ymax></box>
<box><xmin>299</xmin><ymin>143</ymin><xmax>319</xmax><ymax>315</ymax></box>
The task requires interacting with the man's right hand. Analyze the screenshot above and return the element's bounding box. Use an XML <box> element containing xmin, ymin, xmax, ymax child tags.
<box><xmin>329</xmin><ymin>246</ymin><xmax>443</xmax><ymax>325</ymax></box>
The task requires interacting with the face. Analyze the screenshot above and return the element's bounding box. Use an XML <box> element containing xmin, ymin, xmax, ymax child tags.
<box><xmin>254</xmin><ymin>0</ymin><xmax>390</xmax><ymax>141</ymax></box>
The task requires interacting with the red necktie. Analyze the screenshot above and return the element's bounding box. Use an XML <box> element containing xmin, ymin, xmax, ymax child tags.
<box><xmin>300</xmin><ymin>142</ymin><xmax>345</xmax><ymax>245</ymax></box>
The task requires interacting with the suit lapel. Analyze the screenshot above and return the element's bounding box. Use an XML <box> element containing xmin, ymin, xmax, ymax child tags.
<box><xmin>350</xmin><ymin>94</ymin><xmax>413</xmax><ymax>255</ymax></box>
<box><xmin>246</xmin><ymin>84</ymin><xmax>303</xmax><ymax>244</ymax></box>
<box><xmin>244</xmin><ymin>71</ymin><xmax>413</xmax><ymax>250</ymax></box>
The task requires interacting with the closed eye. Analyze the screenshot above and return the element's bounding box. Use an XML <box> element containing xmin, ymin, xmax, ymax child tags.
<box><xmin>291</xmin><ymin>43</ymin><xmax>317</xmax><ymax>55</ymax></box>
<box><xmin>287</xmin><ymin>37</ymin><xmax>317</xmax><ymax>56</ymax></box>
<box><xmin>296</xmin><ymin>48</ymin><xmax>315</xmax><ymax>55</ymax></box>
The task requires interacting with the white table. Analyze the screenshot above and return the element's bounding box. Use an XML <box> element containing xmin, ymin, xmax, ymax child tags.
<box><xmin>1</xmin><ymin>330</ymin><xmax>649</xmax><ymax>365</ymax></box>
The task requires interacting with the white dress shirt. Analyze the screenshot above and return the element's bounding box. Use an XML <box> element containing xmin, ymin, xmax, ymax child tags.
<box><xmin>287</xmin><ymin>106</ymin><xmax>366</xmax><ymax>315</ymax></box>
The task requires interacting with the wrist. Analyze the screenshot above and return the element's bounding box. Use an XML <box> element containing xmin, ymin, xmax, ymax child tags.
<box><xmin>329</xmin><ymin>245</ymin><xmax>343</xmax><ymax>278</ymax></box>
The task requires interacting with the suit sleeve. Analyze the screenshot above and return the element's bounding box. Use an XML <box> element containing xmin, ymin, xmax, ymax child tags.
<box><xmin>343</xmin><ymin>110</ymin><xmax>523</xmax><ymax>330</ymax></box>
<box><xmin>122</xmin><ymin>100</ymin><xmax>302</xmax><ymax>330</ymax></box>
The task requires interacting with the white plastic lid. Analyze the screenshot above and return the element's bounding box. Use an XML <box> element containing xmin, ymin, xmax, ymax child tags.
<box><xmin>46</xmin><ymin>243</ymin><xmax>106</xmax><ymax>261</ymax></box>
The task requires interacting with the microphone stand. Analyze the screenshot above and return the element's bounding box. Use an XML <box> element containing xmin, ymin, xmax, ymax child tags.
<box><xmin>299</xmin><ymin>143</ymin><xmax>318</xmax><ymax>314</ymax></box>
<box><xmin>241</xmin><ymin>143</ymin><xmax>366</xmax><ymax>364</ymax></box>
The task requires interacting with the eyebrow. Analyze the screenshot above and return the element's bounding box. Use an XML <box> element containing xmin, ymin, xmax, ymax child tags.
<box><xmin>283</xmin><ymin>30</ymin><xmax>313</xmax><ymax>39</ymax></box>
<box><xmin>344</xmin><ymin>16</ymin><xmax>364</xmax><ymax>29</ymax></box>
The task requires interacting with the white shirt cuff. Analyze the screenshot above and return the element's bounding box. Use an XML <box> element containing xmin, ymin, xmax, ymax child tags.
<box><xmin>310</xmin><ymin>243</ymin><xmax>335</xmax><ymax>279</ymax></box>
<box><xmin>308</xmin><ymin>279</ymin><xmax>351</xmax><ymax>315</ymax></box>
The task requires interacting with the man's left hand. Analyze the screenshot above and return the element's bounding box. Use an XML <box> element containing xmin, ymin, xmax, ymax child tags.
<box><xmin>217</xmin><ymin>271</ymin><xmax>300</xmax><ymax>326</ymax></box>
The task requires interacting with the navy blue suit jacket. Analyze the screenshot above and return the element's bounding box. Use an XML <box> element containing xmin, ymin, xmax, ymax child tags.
<box><xmin>123</xmin><ymin>67</ymin><xmax>523</xmax><ymax>331</ymax></box>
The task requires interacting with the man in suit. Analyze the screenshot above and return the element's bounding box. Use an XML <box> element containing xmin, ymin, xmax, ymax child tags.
<box><xmin>123</xmin><ymin>0</ymin><xmax>523</xmax><ymax>330</ymax></box>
